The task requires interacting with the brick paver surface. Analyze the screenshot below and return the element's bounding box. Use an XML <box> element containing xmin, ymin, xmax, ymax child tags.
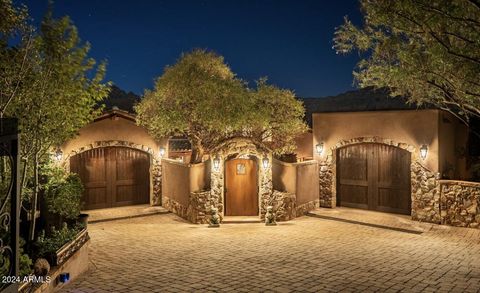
<box><xmin>63</xmin><ymin>208</ymin><xmax>480</xmax><ymax>293</ymax></box>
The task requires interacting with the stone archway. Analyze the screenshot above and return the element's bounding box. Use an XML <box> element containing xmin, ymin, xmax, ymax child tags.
<box><xmin>318</xmin><ymin>136</ymin><xmax>441</xmax><ymax>223</ymax></box>
<box><xmin>210</xmin><ymin>138</ymin><xmax>273</xmax><ymax>219</ymax></box>
<box><xmin>64</xmin><ymin>140</ymin><xmax>162</xmax><ymax>206</ymax></box>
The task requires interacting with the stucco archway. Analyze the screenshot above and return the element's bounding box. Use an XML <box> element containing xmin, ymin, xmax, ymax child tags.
<box><xmin>210</xmin><ymin>138</ymin><xmax>273</xmax><ymax>219</ymax></box>
<box><xmin>64</xmin><ymin>140</ymin><xmax>162</xmax><ymax>206</ymax></box>
<box><xmin>318</xmin><ymin>136</ymin><xmax>441</xmax><ymax>223</ymax></box>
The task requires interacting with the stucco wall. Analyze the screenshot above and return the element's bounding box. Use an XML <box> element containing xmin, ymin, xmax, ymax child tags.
<box><xmin>272</xmin><ymin>160</ymin><xmax>296</xmax><ymax>193</ymax></box>
<box><xmin>438</xmin><ymin>112</ymin><xmax>469</xmax><ymax>180</ymax></box>
<box><xmin>272</xmin><ymin>159</ymin><xmax>319</xmax><ymax>213</ymax></box>
<box><xmin>312</xmin><ymin>109</ymin><xmax>441</xmax><ymax>172</ymax></box>
<box><xmin>189</xmin><ymin>161</ymin><xmax>211</xmax><ymax>192</ymax></box>
<box><xmin>294</xmin><ymin>131</ymin><xmax>313</xmax><ymax>161</ymax></box>
<box><xmin>296</xmin><ymin>161</ymin><xmax>319</xmax><ymax>205</ymax></box>
<box><xmin>162</xmin><ymin>160</ymin><xmax>191</xmax><ymax>207</ymax></box>
<box><xmin>61</xmin><ymin>115</ymin><xmax>167</xmax><ymax>156</ymax></box>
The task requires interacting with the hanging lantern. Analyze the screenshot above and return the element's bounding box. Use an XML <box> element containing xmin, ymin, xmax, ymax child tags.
<box><xmin>262</xmin><ymin>156</ymin><xmax>270</xmax><ymax>170</ymax></box>
<box><xmin>213</xmin><ymin>156</ymin><xmax>221</xmax><ymax>171</ymax></box>
<box><xmin>420</xmin><ymin>144</ymin><xmax>428</xmax><ymax>160</ymax></box>
<box><xmin>54</xmin><ymin>148</ymin><xmax>63</xmax><ymax>161</ymax></box>
<box><xmin>159</xmin><ymin>147</ymin><xmax>166</xmax><ymax>158</ymax></box>
<box><xmin>315</xmin><ymin>142</ymin><xmax>324</xmax><ymax>155</ymax></box>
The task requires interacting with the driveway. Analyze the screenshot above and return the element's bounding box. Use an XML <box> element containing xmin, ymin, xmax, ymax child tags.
<box><xmin>63</xmin><ymin>208</ymin><xmax>480</xmax><ymax>293</ymax></box>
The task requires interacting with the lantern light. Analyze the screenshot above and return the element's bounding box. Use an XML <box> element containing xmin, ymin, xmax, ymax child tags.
<box><xmin>420</xmin><ymin>144</ymin><xmax>428</xmax><ymax>160</ymax></box>
<box><xmin>316</xmin><ymin>142</ymin><xmax>324</xmax><ymax>155</ymax></box>
<box><xmin>213</xmin><ymin>156</ymin><xmax>221</xmax><ymax>172</ymax></box>
<box><xmin>159</xmin><ymin>147</ymin><xmax>166</xmax><ymax>158</ymax></box>
<box><xmin>262</xmin><ymin>156</ymin><xmax>269</xmax><ymax>170</ymax></box>
<box><xmin>54</xmin><ymin>148</ymin><xmax>63</xmax><ymax>161</ymax></box>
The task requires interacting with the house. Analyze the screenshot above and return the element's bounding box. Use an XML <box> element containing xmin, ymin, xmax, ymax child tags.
<box><xmin>302</xmin><ymin>88</ymin><xmax>477</xmax><ymax>227</ymax></box>
<box><xmin>60</xmin><ymin>109</ymin><xmax>168</xmax><ymax>209</ymax></box>
<box><xmin>60</xmin><ymin>87</ymin><xmax>479</xmax><ymax>228</ymax></box>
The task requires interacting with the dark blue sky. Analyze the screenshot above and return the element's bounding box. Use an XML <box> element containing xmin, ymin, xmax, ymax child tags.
<box><xmin>22</xmin><ymin>0</ymin><xmax>362</xmax><ymax>97</ymax></box>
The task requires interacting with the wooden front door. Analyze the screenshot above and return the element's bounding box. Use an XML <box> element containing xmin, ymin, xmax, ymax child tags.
<box><xmin>225</xmin><ymin>158</ymin><xmax>258</xmax><ymax>216</ymax></box>
<box><xmin>70</xmin><ymin>147</ymin><xmax>150</xmax><ymax>210</ymax></box>
<box><xmin>337</xmin><ymin>143</ymin><xmax>411</xmax><ymax>215</ymax></box>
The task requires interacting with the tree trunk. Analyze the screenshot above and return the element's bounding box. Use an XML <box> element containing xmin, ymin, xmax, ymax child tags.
<box><xmin>28</xmin><ymin>152</ymin><xmax>39</xmax><ymax>241</ymax></box>
<box><xmin>190</xmin><ymin>140</ymin><xmax>204</xmax><ymax>164</ymax></box>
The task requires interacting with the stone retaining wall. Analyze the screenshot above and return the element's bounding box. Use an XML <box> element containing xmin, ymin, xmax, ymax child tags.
<box><xmin>440</xmin><ymin>180</ymin><xmax>480</xmax><ymax>228</ymax></box>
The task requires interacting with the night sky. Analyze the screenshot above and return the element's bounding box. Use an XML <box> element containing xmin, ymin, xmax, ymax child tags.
<box><xmin>21</xmin><ymin>0</ymin><xmax>363</xmax><ymax>98</ymax></box>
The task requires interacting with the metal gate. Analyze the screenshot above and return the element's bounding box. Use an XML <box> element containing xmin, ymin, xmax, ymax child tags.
<box><xmin>0</xmin><ymin>118</ymin><xmax>20</xmax><ymax>292</ymax></box>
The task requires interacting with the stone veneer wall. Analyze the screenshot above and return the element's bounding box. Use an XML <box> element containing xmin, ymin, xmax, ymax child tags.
<box><xmin>411</xmin><ymin>162</ymin><xmax>440</xmax><ymax>223</ymax></box>
<box><xmin>163</xmin><ymin>190</ymin><xmax>213</xmax><ymax>224</ymax></box>
<box><xmin>65</xmin><ymin>140</ymin><xmax>162</xmax><ymax>205</ymax></box>
<box><xmin>318</xmin><ymin>136</ymin><xmax>441</xmax><ymax>224</ymax></box>
<box><xmin>210</xmin><ymin>138</ymin><xmax>273</xmax><ymax>219</ymax></box>
<box><xmin>440</xmin><ymin>180</ymin><xmax>480</xmax><ymax>228</ymax></box>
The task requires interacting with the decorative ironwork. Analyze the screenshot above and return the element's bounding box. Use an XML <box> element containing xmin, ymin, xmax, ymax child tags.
<box><xmin>0</xmin><ymin>118</ymin><xmax>20</xmax><ymax>292</ymax></box>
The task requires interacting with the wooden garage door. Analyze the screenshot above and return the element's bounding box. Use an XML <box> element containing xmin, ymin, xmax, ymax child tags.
<box><xmin>70</xmin><ymin>147</ymin><xmax>150</xmax><ymax>210</ymax></box>
<box><xmin>337</xmin><ymin>143</ymin><xmax>411</xmax><ymax>215</ymax></box>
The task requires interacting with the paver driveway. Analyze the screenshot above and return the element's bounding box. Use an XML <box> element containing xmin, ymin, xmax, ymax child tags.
<box><xmin>63</xmin><ymin>208</ymin><xmax>480</xmax><ymax>293</ymax></box>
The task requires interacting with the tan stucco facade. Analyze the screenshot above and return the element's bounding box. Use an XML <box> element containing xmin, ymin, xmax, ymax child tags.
<box><xmin>61</xmin><ymin>112</ymin><xmax>167</xmax><ymax>157</ymax></box>
<box><xmin>312</xmin><ymin>109</ymin><xmax>468</xmax><ymax>177</ymax></box>
<box><xmin>314</xmin><ymin>109</ymin><xmax>439</xmax><ymax>172</ymax></box>
<box><xmin>60</xmin><ymin>111</ymin><xmax>168</xmax><ymax>205</ymax></box>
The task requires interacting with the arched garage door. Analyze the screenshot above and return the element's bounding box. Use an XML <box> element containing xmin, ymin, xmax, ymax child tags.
<box><xmin>337</xmin><ymin>143</ymin><xmax>411</xmax><ymax>215</ymax></box>
<box><xmin>70</xmin><ymin>147</ymin><xmax>150</xmax><ymax>210</ymax></box>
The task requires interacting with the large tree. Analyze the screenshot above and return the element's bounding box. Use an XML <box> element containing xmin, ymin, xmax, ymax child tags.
<box><xmin>1</xmin><ymin>2</ymin><xmax>110</xmax><ymax>240</ymax></box>
<box><xmin>135</xmin><ymin>49</ymin><xmax>307</xmax><ymax>163</ymax></box>
<box><xmin>333</xmin><ymin>0</ymin><xmax>480</xmax><ymax>125</ymax></box>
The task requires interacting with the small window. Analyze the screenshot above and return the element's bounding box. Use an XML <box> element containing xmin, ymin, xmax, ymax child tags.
<box><xmin>236</xmin><ymin>163</ymin><xmax>246</xmax><ymax>175</ymax></box>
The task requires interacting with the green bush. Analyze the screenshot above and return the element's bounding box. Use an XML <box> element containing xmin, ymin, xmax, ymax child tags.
<box><xmin>36</xmin><ymin>223</ymin><xmax>84</xmax><ymax>257</ymax></box>
<box><xmin>19</xmin><ymin>238</ymin><xmax>33</xmax><ymax>277</ymax></box>
<box><xmin>43</xmin><ymin>164</ymin><xmax>84</xmax><ymax>219</ymax></box>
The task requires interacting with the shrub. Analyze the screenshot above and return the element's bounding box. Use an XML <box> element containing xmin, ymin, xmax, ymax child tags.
<box><xmin>43</xmin><ymin>164</ymin><xmax>84</xmax><ymax>219</ymax></box>
<box><xmin>36</xmin><ymin>223</ymin><xmax>83</xmax><ymax>257</ymax></box>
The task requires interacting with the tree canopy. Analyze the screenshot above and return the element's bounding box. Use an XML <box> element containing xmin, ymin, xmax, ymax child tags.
<box><xmin>135</xmin><ymin>49</ymin><xmax>307</xmax><ymax>163</ymax></box>
<box><xmin>333</xmin><ymin>0</ymin><xmax>480</xmax><ymax>125</ymax></box>
<box><xmin>1</xmin><ymin>0</ymin><xmax>110</xmax><ymax>240</ymax></box>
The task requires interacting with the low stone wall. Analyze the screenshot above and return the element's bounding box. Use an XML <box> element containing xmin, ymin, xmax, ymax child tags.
<box><xmin>411</xmin><ymin>162</ymin><xmax>441</xmax><ymax>223</ymax></box>
<box><xmin>296</xmin><ymin>199</ymin><xmax>320</xmax><ymax>217</ymax></box>
<box><xmin>262</xmin><ymin>190</ymin><xmax>296</xmax><ymax>221</ymax></box>
<box><xmin>440</xmin><ymin>180</ymin><xmax>480</xmax><ymax>228</ymax></box>
<box><xmin>164</xmin><ymin>191</ymin><xmax>218</xmax><ymax>224</ymax></box>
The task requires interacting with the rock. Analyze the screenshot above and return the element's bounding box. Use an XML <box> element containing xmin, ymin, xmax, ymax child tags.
<box><xmin>34</xmin><ymin>258</ymin><xmax>50</xmax><ymax>277</ymax></box>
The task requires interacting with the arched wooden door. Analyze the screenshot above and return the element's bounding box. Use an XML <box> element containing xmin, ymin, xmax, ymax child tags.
<box><xmin>70</xmin><ymin>147</ymin><xmax>150</xmax><ymax>210</ymax></box>
<box><xmin>337</xmin><ymin>143</ymin><xmax>411</xmax><ymax>215</ymax></box>
<box><xmin>225</xmin><ymin>158</ymin><xmax>258</xmax><ymax>216</ymax></box>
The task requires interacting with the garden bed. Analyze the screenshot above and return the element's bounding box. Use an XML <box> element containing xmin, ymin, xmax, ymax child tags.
<box><xmin>19</xmin><ymin>229</ymin><xmax>90</xmax><ymax>293</ymax></box>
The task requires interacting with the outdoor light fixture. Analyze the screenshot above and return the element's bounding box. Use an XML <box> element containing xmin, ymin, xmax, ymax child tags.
<box><xmin>213</xmin><ymin>156</ymin><xmax>221</xmax><ymax>171</ymax></box>
<box><xmin>159</xmin><ymin>147</ymin><xmax>166</xmax><ymax>158</ymax></box>
<box><xmin>316</xmin><ymin>142</ymin><xmax>324</xmax><ymax>155</ymax></box>
<box><xmin>420</xmin><ymin>144</ymin><xmax>428</xmax><ymax>160</ymax></box>
<box><xmin>262</xmin><ymin>156</ymin><xmax>270</xmax><ymax>170</ymax></box>
<box><xmin>54</xmin><ymin>148</ymin><xmax>63</xmax><ymax>161</ymax></box>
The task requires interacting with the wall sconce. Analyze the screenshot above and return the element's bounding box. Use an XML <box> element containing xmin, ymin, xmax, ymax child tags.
<box><xmin>315</xmin><ymin>142</ymin><xmax>324</xmax><ymax>155</ymax></box>
<box><xmin>420</xmin><ymin>144</ymin><xmax>428</xmax><ymax>160</ymax></box>
<box><xmin>54</xmin><ymin>148</ymin><xmax>63</xmax><ymax>161</ymax></box>
<box><xmin>159</xmin><ymin>147</ymin><xmax>166</xmax><ymax>158</ymax></box>
<box><xmin>262</xmin><ymin>156</ymin><xmax>270</xmax><ymax>170</ymax></box>
<box><xmin>213</xmin><ymin>156</ymin><xmax>221</xmax><ymax>172</ymax></box>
